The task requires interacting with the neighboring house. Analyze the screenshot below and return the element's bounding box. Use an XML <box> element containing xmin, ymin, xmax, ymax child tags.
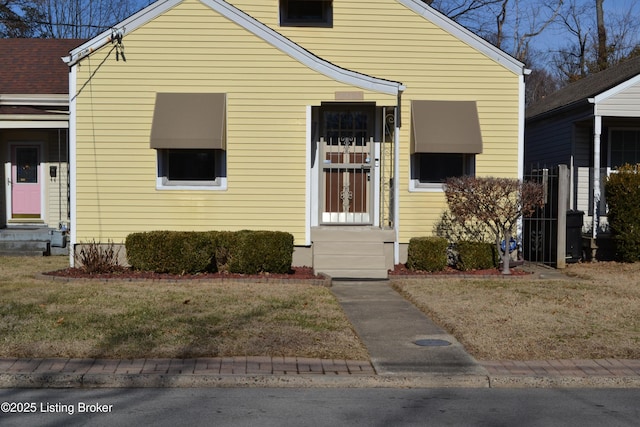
<box><xmin>0</xmin><ymin>39</ymin><xmax>82</xmax><ymax>245</ymax></box>
<box><xmin>64</xmin><ymin>0</ymin><xmax>526</xmax><ymax>278</ymax></box>
<box><xmin>525</xmin><ymin>55</ymin><xmax>640</xmax><ymax>255</ymax></box>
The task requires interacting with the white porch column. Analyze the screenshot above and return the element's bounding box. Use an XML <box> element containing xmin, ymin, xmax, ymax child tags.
<box><xmin>592</xmin><ymin>115</ymin><xmax>602</xmax><ymax>239</ymax></box>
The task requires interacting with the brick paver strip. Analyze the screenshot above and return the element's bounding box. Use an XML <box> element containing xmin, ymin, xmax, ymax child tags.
<box><xmin>167</xmin><ymin>358</ymin><xmax>196</xmax><ymax>374</ymax></box>
<box><xmin>193</xmin><ymin>357</ymin><xmax>222</xmax><ymax>374</ymax></box>
<box><xmin>87</xmin><ymin>359</ymin><xmax>120</xmax><ymax>374</ymax></box>
<box><xmin>116</xmin><ymin>359</ymin><xmax>146</xmax><ymax>374</ymax></box>
<box><xmin>141</xmin><ymin>359</ymin><xmax>172</xmax><ymax>374</ymax></box>
<box><xmin>34</xmin><ymin>358</ymin><xmax>67</xmax><ymax>373</ymax></box>
<box><xmin>11</xmin><ymin>359</ymin><xmax>43</xmax><ymax>373</ymax></box>
<box><xmin>61</xmin><ymin>358</ymin><xmax>94</xmax><ymax>373</ymax></box>
<box><xmin>0</xmin><ymin>359</ymin><xmax>17</xmax><ymax>371</ymax></box>
<box><xmin>619</xmin><ymin>360</ymin><xmax>640</xmax><ymax>374</ymax></box>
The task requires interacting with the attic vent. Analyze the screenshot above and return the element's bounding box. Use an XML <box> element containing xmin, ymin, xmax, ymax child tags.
<box><xmin>280</xmin><ymin>0</ymin><xmax>333</xmax><ymax>27</ymax></box>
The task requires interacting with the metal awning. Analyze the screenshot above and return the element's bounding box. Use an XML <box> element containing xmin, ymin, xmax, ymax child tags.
<box><xmin>150</xmin><ymin>93</ymin><xmax>226</xmax><ymax>149</ymax></box>
<box><xmin>411</xmin><ymin>100</ymin><xmax>482</xmax><ymax>154</ymax></box>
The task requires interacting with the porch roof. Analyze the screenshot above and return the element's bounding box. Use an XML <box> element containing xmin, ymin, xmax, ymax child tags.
<box><xmin>0</xmin><ymin>39</ymin><xmax>83</xmax><ymax>96</ymax></box>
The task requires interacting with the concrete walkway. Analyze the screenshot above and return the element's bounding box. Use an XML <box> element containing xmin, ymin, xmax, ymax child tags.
<box><xmin>1</xmin><ymin>279</ymin><xmax>639</xmax><ymax>388</ymax></box>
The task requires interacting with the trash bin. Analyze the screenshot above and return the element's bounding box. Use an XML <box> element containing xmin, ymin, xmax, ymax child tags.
<box><xmin>566</xmin><ymin>210</ymin><xmax>584</xmax><ymax>262</ymax></box>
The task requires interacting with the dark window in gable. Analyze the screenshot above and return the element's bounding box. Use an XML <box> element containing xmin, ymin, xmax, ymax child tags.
<box><xmin>280</xmin><ymin>0</ymin><xmax>332</xmax><ymax>27</ymax></box>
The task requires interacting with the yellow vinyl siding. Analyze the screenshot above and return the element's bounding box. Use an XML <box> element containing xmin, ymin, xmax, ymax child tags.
<box><xmin>230</xmin><ymin>1</ymin><xmax>522</xmax><ymax>242</ymax></box>
<box><xmin>73</xmin><ymin>0</ymin><xmax>395</xmax><ymax>243</ymax></box>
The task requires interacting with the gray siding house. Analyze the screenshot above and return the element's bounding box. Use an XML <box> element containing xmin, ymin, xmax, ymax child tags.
<box><xmin>525</xmin><ymin>56</ymin><xmax>640</xmax><ymax>256</ymax></box>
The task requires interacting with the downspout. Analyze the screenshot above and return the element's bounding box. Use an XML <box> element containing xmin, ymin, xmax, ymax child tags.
<box><xmin>68</xmin><ymin>63</ymin><xmax>78</xmax><ymax>267</ymax></box>
<box><xmin>394</xmin><ymin>90</ymin><xmax>404</xmax><ymax>264</ymax></box>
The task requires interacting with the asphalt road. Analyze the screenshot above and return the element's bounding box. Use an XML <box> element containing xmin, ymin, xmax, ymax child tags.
<box><xmin>1</xmin><ymin>387</ymin><xmax>639</xmax><ymax>426</ymax></box>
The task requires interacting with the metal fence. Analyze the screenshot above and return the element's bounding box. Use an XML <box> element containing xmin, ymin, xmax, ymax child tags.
<box><xmin>522</xmin><ymin>165</ymin><xmax>563</xmax><ymax>267</ymax></box>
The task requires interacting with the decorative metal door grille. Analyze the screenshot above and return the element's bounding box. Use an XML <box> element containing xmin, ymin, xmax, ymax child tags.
<box><xmin>321</xmin><ymin>136</ymin><xmax>372</xmax><ymax>224</ymax></box>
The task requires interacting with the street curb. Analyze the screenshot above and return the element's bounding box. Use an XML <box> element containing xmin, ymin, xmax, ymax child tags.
<box><xmin>3</xmin><ymin>373</ymin><xmax>640</xmax><ymax>389</ymax></box>
<box><xmin>0</xmin><ymin>373</ymin><xmax>492</xmax><ymax>389</ymax></box>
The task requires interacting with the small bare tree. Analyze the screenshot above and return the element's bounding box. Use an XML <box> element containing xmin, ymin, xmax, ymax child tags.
<box><xmin>445</xmin><ymin>176</ymin><xmax>544</xmax><ymax>274</ymax></box>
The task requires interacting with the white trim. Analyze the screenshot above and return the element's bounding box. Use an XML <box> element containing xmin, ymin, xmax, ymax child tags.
<box><xmin>3</xmin><ymin>162</ymin><xmax>10</xmax><ymax>222</ymax></box>
<box><xmin>65</xmin><ymin>0</ymin><xmax>404</xmax><ymax>96</ymax></box>
<box><xmin>592</xmin><ymin>74</ymin><xmax>640</xmax><ymax>111</ymax></box>
<box><xmin>305</xmin><ymin>105</ymin><xmax>312</xmax><ymax>246</ymax></box>
<box><xmin>0</xmin><ymin>119</ymin><xmax>69</xmax><ymax>129</ymax></box>
<box><xmin>518</xmin><ymin>73</ymin><xmax>525</xmax><ymax>180</ymax></box>
<box><xmin>64</xmin><ymin>0</ymin><xmax>181</xmax><ymax>66</ymax></box>
<box><xmin>592</xmin><ymin>115</ymin><xmax>602</xmax><ymax>239</ymax></box>
<box><xmin>69</xmin><ymin>65</ymin><xmax>77</xmax><ymax>267</ymax></box>
<box><xmin>0</xmin><ymin>94</ymin><xmax>68</xmax><ymax>107</ymax></box>
<box><xmin>397</xmin><ymin>0</ymin><xmax>526</xmax><ymax>75</ymax></box>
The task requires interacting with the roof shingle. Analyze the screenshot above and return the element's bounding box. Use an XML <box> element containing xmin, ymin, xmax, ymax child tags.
<box><xmin>0</xmin><ymin>38</ymin><xmax>84</xmax><ymax>95</ymax></box>
<box><xmin>526</xmin><ymin>55</ymin><xmax>640</xmax><ymax>119</ymax></box>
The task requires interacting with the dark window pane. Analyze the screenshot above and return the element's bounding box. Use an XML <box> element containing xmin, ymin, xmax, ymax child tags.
<box><xmin>167</xmin><ymin>150</ymin><xmax>216</xmax><ymax>181</ymax></box>
<box><xmin>16</xmin><ymin>147</ymin><xmax>38</xmax><ymax>183</ymax></box>
<box><xmin>419</xmin><ymin>153</ymin><xmax>464</xmax><ymax>183</ymax></box>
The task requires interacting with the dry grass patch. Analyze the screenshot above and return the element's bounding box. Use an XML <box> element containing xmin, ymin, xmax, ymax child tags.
<box><xmin>0</xmin><ymin>256</ymin><xmax>368</xmax><ymax>360</ymax></box>
<box><xmin>392</xmin><ymin>262</ymin><xmax>640</xmax><ymax>360</ymax></box>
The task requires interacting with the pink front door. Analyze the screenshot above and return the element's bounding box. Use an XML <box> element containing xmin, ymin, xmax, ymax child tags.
<box><xmin>11</xmin><ymin>145</ymin><xmax>41</xmax><ymax>218</ymax></box>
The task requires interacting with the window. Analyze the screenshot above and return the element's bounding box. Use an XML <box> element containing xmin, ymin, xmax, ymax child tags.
<box><xmin>409</xmin><ymin>100</ymin><xmax>482</xmax><ymax>191</ymax></box>
<box><xmin>157</xmin><ymin>149</ymin><xmax>226</xmax><ymax>189</ymax></box>
<box><xmin>411</xmin><ymin>153</ymin><xmax>475</xmax><ymax>188</ymax></box>
<box><xmin>280</xmin><ymin>0</ymin><xmax>332</xmax><ymax>27</ymax></box>
<box><xmin>610</xmin><ymin>129</ymin><xmax>640</xmax><ymax>169</ymax></box>
<box><xmin>150</xmin><ymin>93</ymin><xmax>227</xmax><ymax>190</ymax></box>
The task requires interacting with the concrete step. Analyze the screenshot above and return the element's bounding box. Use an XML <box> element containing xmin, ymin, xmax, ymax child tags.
<box><xmin>0</xmin><ymin>240</ymin><xmax>50</xmax><ymax>256</ymax></box>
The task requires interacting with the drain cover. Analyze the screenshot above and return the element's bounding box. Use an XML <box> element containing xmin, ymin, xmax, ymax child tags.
<box><xmin>414</xmin><ymin>339</ymin><xmax>451</xmax><ymax>347</ymax></box>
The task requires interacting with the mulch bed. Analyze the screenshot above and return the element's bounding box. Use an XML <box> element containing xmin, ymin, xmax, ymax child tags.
<box><xmin>44</xmin><ymin>264</ymin><xmax>529</xmax><ymax>280</ymax></box>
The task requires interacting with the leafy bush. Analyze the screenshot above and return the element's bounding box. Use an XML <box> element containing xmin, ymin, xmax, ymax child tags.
<box><xmin>455</xmin><ymin>241</ymin><xmax>497</xmax><ymax>271</ymax></box>
<box><xmin>227</xmin><ymin>230</ymin><xmax>294</xmax><ymax>274</ymax></box>
<box><xmin>606</xmin><ymin>164</ymin><xmax>640</xmax><ymax>262</ymax></box>
<box><xmin>125</xmin><ymin>230</ymin><xmax>294</xmax><ymax>275</ymax></box>
<box><xmin>406</xmin><ymin>236</ymin><xmax>448</xmax><ymax>272</ymax></box>
<box><xmin>75</xmin><ymin>240</ymin><xmax>122</xmax><ymax>274</ymax></box>
<box><xmin>125</xmin><ymin>231</ymin><xmax>215</xmax><ymax>274</ymax></box>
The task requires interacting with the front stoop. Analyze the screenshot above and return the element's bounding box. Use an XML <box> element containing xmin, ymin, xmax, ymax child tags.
<box><xmin>311</xmin><ymin>227</ymin><xmax>394</xmax><ymax>280</ymax></box>
<box><xmin>0</xmin><ymin>227</ymin><xmax>68</xmax><ymax>256</ymax></box>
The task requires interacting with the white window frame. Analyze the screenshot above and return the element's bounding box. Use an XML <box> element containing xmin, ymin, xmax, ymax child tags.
<box><xmin>409</xmin><ymin>153</ymin><xmax>475</xmax><ymax>192</ymax></box>
<box><xmin>156</xmin><ymin>149</ymin><xmax>227</xmax><ymax>191</ymax></box>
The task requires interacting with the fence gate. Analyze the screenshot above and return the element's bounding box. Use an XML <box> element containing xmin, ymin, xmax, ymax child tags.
<box><xmin>523</xmin><ymin>165</ymin><xmax>570</xmax><ymax>268</ymax></box>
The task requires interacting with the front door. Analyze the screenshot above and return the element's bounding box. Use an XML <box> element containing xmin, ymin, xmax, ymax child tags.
<box><xmin>320</xmin><ymin>104</ymin><xmax>374</xmax><ymax>224</ymax></box>
<box><xmin>11</xmin><ymin>144</ymin><xmax>41</xmax><ymax>219</ymax></box>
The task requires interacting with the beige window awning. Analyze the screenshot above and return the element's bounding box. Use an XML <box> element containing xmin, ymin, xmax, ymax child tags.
<box><xmin>150</xmin><ymin>93</ymin><xmax>226</xmax><ymax>150</ymax></box>
<box><xmin>411</xmin><ymin>100</ymin><xmax>482</xmax><ymax>154</ymax></box>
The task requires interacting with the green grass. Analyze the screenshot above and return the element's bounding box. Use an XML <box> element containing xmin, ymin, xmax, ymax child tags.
<box><xmin>0</xmin><ymin>256</ymin><xmax>368</xmax><ymax>360</ymax></box>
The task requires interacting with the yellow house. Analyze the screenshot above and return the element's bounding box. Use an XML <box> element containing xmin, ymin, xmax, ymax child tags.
<box><xmin>64</xmin><ymin>0</ymin><xmax>526</xmax><ymax>278</ymax></box>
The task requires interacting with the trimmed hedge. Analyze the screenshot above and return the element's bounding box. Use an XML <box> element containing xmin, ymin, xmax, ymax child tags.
<box><xmin>406</xmin><ymin>236</ymin><xmax>448</xmax><ymax>272</ymax></box>
<box><xmin>125</xmin><ymin>231</ymin><xmax>216</xmax><ymax>274</ymax></box>
<box><xmin>125</xmin><ymin>230</ymin><xmax>293</xmax><ymax>275</ymax></box>
<box><xmin>455</xmin><ymin>241</ymin><xmax>497</xmax><ymax>271</ymax></box>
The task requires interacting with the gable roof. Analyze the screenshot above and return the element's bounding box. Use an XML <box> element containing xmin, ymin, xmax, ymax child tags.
<box><xmin>526</xmin><ymin>55</ymin><xmax>640</xmax><ymax>120</ymax></box>
<box><xmin>0</xmin><ymin>38</ymin><xmax>83</xmax><ymax>95</ymax></box>
<box><xmin>64</xmin><ymin>0</ymin><xmax>405</xmax><ymax>96</ymax></box>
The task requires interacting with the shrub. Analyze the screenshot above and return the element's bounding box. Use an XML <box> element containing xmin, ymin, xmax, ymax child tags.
<box><xmin>606</xmin><ymin>163</ymin><xmax>640</xmax><ymax>262</ymax></box>
<box><xmin>406</xmin><ymin>236</ymin><xmax>448</xmax><ymax>272</ymax></box>
<box><xmin>125</xmin><ymin>231</ymin><xmax>215</xmax><ymax>274</ymax></box>
<box><xmin>125</xmin><ymin>230</ymin><xmax>294</xmax><ymax>275</ymax></box>
<box><xmin>455</xmin><ymin>241</ymin><xmax>497</xmax><ymax>271</ymax></box>
<box><xmin>75</xmin><ymin>240</ymin><xmax>122</xmax><ymax>274</ymax></box>
<box><xmin>434</xmin><ymin>210</ymin><xmax>493</xmax><ymax>243</ymax></box>
<box><xmin>227</xmin><ymin>230</ymin><xmax>294</xmax><ymax>274</ymax></box>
